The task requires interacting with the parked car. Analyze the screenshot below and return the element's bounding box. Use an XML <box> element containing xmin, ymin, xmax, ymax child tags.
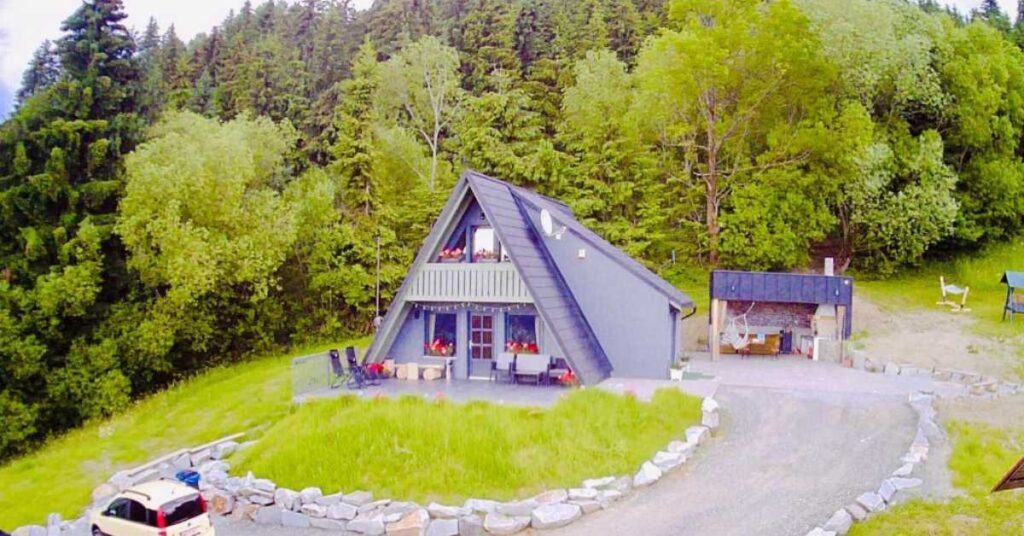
<box><xmin>90</xmin><ymin>480</ymin><xmax>214</xmax><ymax>536</ymax></box>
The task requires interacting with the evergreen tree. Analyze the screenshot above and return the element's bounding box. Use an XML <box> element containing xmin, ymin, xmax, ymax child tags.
<box><xmin>15</xmin><ymin>40</ymin><xmax>60</xmax><ymax>103</ymax></box>
<box><xmin>0</xmin><ymin>0</ymin><xmax>143</xmax><ymax>459</ymax></box>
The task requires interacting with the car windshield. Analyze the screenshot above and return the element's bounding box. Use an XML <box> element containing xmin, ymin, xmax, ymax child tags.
<box><xmin>161</xmin><ymin>494</ymin><xmax>203</xmax><ymax>526</ymax></box>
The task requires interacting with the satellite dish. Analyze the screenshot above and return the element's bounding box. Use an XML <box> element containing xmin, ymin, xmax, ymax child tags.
<box><xmin>539</xmin><ymin>208</ymin><xmax>565</xmax><ymax>239</ymax></box>
<box><xmin>540</xmin><ymin>209</ymin><xmax>554</xmax><ymax>236</ymax></box>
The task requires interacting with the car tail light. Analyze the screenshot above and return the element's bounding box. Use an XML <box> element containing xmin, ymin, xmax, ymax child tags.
<box><xmin>199</xmin><ymin>495</ymin><xmax>208</xmax><ymax>513</ymax></box>
<box><xmin>157</xmin><ymin>508</ymin><xmax>167</xmax><ymax>528</ymax></box>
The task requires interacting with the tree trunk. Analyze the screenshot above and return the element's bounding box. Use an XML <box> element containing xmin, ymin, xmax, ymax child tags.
<box><xmin>706</xmin><ymin>153</ymin><xmax>719</xmax><ymax>266</ymax></box>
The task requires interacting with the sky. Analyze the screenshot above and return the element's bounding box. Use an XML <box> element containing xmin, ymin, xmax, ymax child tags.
<box><xmin>0</xmin><ymin>0</ymin><xmax>1016</xmax><ymax>118</ymax></box>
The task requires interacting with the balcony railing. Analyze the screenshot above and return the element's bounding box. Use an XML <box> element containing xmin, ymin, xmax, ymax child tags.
<box><xmin>406</xmin><ymin>262</ymin><xmax>532</xmax><ymax>303</ymax></box>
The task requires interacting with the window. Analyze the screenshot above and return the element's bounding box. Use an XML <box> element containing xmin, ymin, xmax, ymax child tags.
<box><xmin>506</xmin><ymin>314</ymin><xmax>539</xmax><ymax>354</ymax></box>
<box><xmin>162</xmin><ymin>494</ymin><xmax>205</xmax><ymax>526</ymax></box>
<box><xmin>127</xmin><ymin>500</ymin><xmax>149</xmax><ymax>524</ymax></box>
<box><xmin>472</xmin><ymin>227</ymin><xmax>499</xmax><ymax>262</ymax></box>
<box><xmin>470</xmin><ymin>314</ymin><xmax>494</xmax><ymax>360</ymax></box>
<box><xmin>105</xmin><ymin>498</ymin><xmax>130</xmax><ymax>520</ymax></box>
<box><xmin>425</xmin><ymin>313</ymin><xmax>457</xmax><ymax>356</ymax></box>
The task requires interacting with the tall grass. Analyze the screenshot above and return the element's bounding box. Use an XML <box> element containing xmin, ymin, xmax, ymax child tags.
<box><xmin>233</xmin><ymin>388</ymin><xmax>701</xmax><ymax>504</ymax></box>
<box><xmin>0</xmin><ymin>339</ymin><xmax>366</xmax><ymax>530</ymax></box>
<box><xmin>857</xmin><ymin>239</ymin><xmax>1024</xmax><ymax>338</ymax></box>
<box><xmin>850</xmin><ymin>422</ymin><xmax>1024</xmax><ymax>535</ymax></box>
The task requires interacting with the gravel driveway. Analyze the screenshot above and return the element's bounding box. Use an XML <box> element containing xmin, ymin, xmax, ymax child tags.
<box><xmin>548</xmin><ymin>384</ymin><xmax>916</xmax><ymax>536</ymax></box>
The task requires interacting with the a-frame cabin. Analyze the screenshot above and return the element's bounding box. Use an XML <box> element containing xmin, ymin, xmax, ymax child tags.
<box><xmin>364</xmin><ymin>170</ymin><xmax>695</xmax><ymax>386</ymax></box>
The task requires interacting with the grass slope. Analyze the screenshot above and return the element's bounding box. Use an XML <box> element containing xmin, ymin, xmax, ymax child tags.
<box><xmin>0</xmin><ymin>339</ymin><xmax>366</xmax><ymax>530</ymax></box>
<box><xmin>857</xmin><ymin>239</ymin><xmax>1024</xmax><ymax>338</ymax></box>
<box><xmin>850</xmin><ymin>422</ymin><xmax>1024</xmax><ymax>535</ymax></box>
<box><xmin>233</xmin><ymin>388</ymin><xmax>702</xmax><ymax>504</ymax></box>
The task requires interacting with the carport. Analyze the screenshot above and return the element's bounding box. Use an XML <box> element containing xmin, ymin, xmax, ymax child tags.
<box><xmin>709</xmin><ymin>270</ymin><xmax>854</xmax><ymax>362</ymax></box>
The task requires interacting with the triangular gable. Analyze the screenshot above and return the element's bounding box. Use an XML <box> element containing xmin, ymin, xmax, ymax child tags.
<box><xmin>464</xmin><ymin>172</ymin><xmax>613</xmax><ymax>385</ymax></box>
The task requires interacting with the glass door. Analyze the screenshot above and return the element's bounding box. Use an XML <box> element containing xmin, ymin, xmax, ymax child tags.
<box><xmin>468</xmin><ymin>313</ymin><xmax>494</xmax><ymax>378</ymax></box>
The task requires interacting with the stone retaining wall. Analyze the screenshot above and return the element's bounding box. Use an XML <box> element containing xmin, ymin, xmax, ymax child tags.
<box><xmin>13</xmin><ymin>399</ymin><xmax>722</xmax><ymax>536</ymax></box>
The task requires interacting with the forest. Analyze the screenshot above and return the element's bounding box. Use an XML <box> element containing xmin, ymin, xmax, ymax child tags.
<box><xmin>3</xmin><ymin>0</ymin><xmax>1024</xmax><ymax>460</ymax></box>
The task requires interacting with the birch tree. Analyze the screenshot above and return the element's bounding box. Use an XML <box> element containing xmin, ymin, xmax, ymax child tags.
<box><xmin>379</xmin><ymin>36</ymin><xmax>465</xmax><ymax>190</ymax></box>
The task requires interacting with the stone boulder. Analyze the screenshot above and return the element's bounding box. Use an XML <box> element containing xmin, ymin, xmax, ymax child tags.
<box><xmin>666</xmin><ymin>441</ymin><xmax>694</xmax><ymax>456</ymax></box>
<box><xmin>571</xmin><ymin>499</ymin><xmax>601</xmax><ymax>514</ymax></box>
<box><xmin>531</xmin><ymin>503</ymin><xmax>582</xmax><ymax>529</ymax></box>
<box><xmin>209</xmin><ymin>490</ymin><xmax>235</xmax><ymax>515</ymax></box>
<box><xmin>211</xmin><ymin>440</ymin><xmax>239</xmax><ymax>460</ymax></box>
<box><xmin>328</xmin><ymin>502</ymin><xmax>358</xmax><ymax>520</ymax></box>
<box><xmin>300</xmin><ymin>503</ymin><xmax>327</xmax><ymax>518</ymax></box>
<box><xmin>254</xmin><ymin>506</ymin><xmax>285</xmax><ymax>525</ymax></box>
<box><xmin>385</xmin><ymin>508</ymin><xmax>429</xmax><ymax>536</ymax></box>
<box><xmin>464</xmin><ymin>498</ymin><xmax>500</xmax><ymax>514</ymax></box>
<box><xmin>822</xmin><ymin>508</ymin><xmax>853</xmax><ymax>535</ymax></box>
<box><xmin>458</xmin><ymin>514</ymin><xmax>484</xmax><ymax>536</ymax></box>
<box><xmin>652</xmin><ymin>451</ymin><xmax>685</xmax><ymax>471</ymax></box>
<box><xmin>684</xmin><ymin>426</ymin><xmax>708</xmax><ymax>446</ymax></box>
<box><xmin>483</xmin><ymin>513</ymin><xmax>530</xmax><ymax>535</ymax></box>
<box><xmin>282</xmin><ymin>510</ymin><xmax>312</xmax><ymax>528</ymax></box>
<box><xmin>633</xmin><ymin>461</ymin><xmax>663</xmax><ymax>487</ymax></box>
<box><xmin>299</xmin><ymin>486</ymin><xmax>323</xmax><ymax>504</ymax></box>
<box><xmin>496</xmin><ymin>499</ymin><xmax>537</xmax><ymax>517</ymax></box>
<box><xmin>426</xmin><ymin>502</ymin><xmax>469</xmax><ymax>519</ymax></box>
<box><xmin>426</xmin><ymin>518</ymin><xmax>460</xmax><ymax>536</ymax></box>
<box><xmin>805</xmin><ymin>529</ymin><xmax>837</xmax><ymax>536</ymax></box>
<box><xmin>533</xmin><ymin>489</ymin><xmax>568</xmax><ymax>505</ymax></box>
<box><xmin>892</xmin><ymin>463</ymin><xmax>914</xmax><ymax>478</ymax></box>
<box><xmin>344</xmin><ymin>490</ymin><xmax>375</xmax><ymax>507</ymax></box>
<box><xmin>316</xmin><ymin>492</ymin><xmax>345</xmax><ymax>506</ymax></box>
<box><xmin>605</xmin><ymin>476</ymin><xmax>632</xmax><ymax>494</ymax></box>
<box><xmin>701</xmin><ymin>397</ymin><xmax>720</xmax><ymax>429</ymax></box>
<box><xmin>845</xmin><ymin>503</ymin><xmax>868</xmax><ymax>522</ymax></box>
<box><xmin>348</xmin><ymin>514</ymin><xmax>386</xmax><ymax>535</ymax></box>
<box><xmin>855</xmin><ymin>492</ymin><xmax>886</xmax><ymax>513</ymax></box>
<box><xmin>567</xmin><ymin>488</ymin><xmax>598</xmax><ymax>501</ymax></box>
<box><xmin>311</xmin><ymin>518</ymin><xmax>349</xmax><ymax>531</ymax></box>
<box><xmin>274</xmin><ymin>488</ymin><xmax>299</xmax><ymax>511</ymax></box>
<box><xmin>582</xmin><ymin>476</ymin><xmax>616</xmax><ymax>489</ymax></box>
<box><xmin>878</xmin><ymin>480</ymin><xmax>897</xmax><ymax>504</ymax></box>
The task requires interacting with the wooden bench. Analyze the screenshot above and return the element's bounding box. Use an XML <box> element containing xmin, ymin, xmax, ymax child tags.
<box><xmin>512</xmin><ymin>354</ymin><xmax>551</xmax><ymax>385</ymax></box>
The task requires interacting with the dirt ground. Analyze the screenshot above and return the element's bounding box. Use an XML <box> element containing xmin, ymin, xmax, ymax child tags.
<box><xmin>852</xmin><ymin>295</ymin><xmax>1021</xmax><ymax>380</ymax></box>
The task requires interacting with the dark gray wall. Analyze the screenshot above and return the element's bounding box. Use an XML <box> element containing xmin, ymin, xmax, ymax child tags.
<box><xmin>519</xmin><ymin>203</ymin><xmax>679</xmax><ymax>379</ymax></box>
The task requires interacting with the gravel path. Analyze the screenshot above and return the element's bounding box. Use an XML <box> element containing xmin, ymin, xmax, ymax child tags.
<box><xmin>549</xmin><ymin>385</ymin><xmax>916</xmax><ymax>536</ymax></box>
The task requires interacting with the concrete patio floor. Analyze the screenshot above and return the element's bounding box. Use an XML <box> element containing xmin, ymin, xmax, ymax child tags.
<box><xmin>295</xmin><ymin>372</ymin><xmax>719</xmax><ymax>406</ymax></box>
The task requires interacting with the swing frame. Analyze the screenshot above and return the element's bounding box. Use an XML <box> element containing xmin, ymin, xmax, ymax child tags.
<box><xmin>937</xmin><ymin>276</ymin><xmax>971</xmax><ymax>312</ymax></box>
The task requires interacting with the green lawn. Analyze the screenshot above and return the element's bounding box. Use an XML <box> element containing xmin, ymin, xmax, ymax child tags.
<box><xmin>233</xmin><ymin>388</ymin><xmax>702</xmax><ymax>505</ymax></box>
<box><xmin>850</xmin><ymin>422</ymin><xmax>1024</xmax><ymax>535</ymax></box>
<box><xmin>0</xmin><ymin>339</ymin><xmax>366</xmax><ymax>530</ymax></box>
<box><xmin>856</xmin><ymin>239</ymin><xmax>1024</xmax><ymax>339</ymax></box>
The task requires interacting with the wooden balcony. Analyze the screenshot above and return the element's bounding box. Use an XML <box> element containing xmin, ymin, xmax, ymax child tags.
<box><xmin>406</xmin><ymin>262</ymin><xmax>532</xmax><ymax>303</ymax></box>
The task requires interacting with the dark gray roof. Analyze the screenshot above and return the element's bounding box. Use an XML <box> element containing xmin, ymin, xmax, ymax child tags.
<box><xmin>505</xmin><ymin>180</ymin><xmax>693</xmax><ymax>308</ymax></box>
<box><xmin>710</xmin><ymin>270</ymin><xmax>854</xmax><ymax>337</ymax></box>
<box><xmin>464</xmin><ymin>171</ymin><xmax>613</xmax><ymax>384</ymax></box>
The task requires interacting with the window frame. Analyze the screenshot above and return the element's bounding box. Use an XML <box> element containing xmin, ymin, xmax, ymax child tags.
<box><xmin>505</xmin><ymin>313</ymin><xmax>540</xmax><ymax>353</ymax></box>
<box><xmin>424</xmin><ymin>312</ymin><xmax>458</xmax><ymax>356</ymax></box>
<box><xmin>470</xmin><ymin>225</ymin><xmax>501</xmax><ymax>263</ymax></box>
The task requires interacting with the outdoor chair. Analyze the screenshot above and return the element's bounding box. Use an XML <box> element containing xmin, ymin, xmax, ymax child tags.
<box><xmin>328</xmin><ymin>349</ymin><xmax>348</xmax><ymax>389</ymax></box>
<box><xmin>491</xmin><ymin>352</ymin><xmax>515</xmax><ymax>383</ymax></box>
<box><xmin>345</xmin><ymin>346</ymin><xmax>379</xmax><ymax>389</ymax></box>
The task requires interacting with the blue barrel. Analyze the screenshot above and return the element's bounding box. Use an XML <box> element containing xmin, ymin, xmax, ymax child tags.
<box><xmin>175</xmin><ymin>469</ymin><xmax>201</xmax><ymax>489</ymax></box>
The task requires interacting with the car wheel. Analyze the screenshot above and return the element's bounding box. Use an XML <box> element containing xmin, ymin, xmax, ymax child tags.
<box><xmin>92</xmin><ymin>527</ymin><xmax>105</xmax><ymax>536</ymax></box>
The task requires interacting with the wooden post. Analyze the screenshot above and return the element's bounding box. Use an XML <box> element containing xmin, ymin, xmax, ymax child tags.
<box><xmin>710</xmin><ymin>298</ymin><xmax>720</xmax><ymax>361</ymax></box>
